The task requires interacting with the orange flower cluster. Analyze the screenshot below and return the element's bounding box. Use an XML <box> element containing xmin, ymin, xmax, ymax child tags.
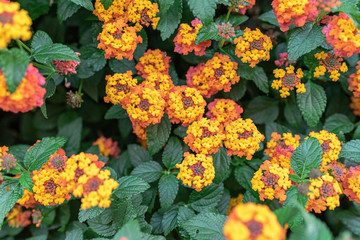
<box><xmin>135</xmin><ymin>49</ymin><xmax>171</xmax><ymax>78</ymax></box>
<box><xmin>314</xmin><ymin>51</ymin><xmax>348</xmax><ymax>81</ymax></box>
<box><xmin>143</xmin><ymin>72</ymin><xmax>174</xmax><ymax>96</ymax></box>
<box><xmin>0</xmin><ymin>63</ymin><xmax>46</xmax><ymax>113</ymax></box>
<box><xmin>234</xmin><ymin>28</ymin><xmax>273</xmax><ymax>67</ymax></box>
<box><xmin>272</xmin><ymin>0</ymin><xmax>318</xmax><ymax>32</ymax></box>
<box><xmin>227</xmin><ymin>194</ymin><xmax>243</xmax><ymax>215</ymax></box>
<box><xmin>93</xmin><ymin>136</ymin><xmax>121</xmax><ymax>159</ymax></box>
<box><xmin>271</xmin><ymin>65</ymin><xmax>305</xmax><ymax>98</ymax></box>
<box><xmin>231</xmin><ymin>0</ymin><xmax>256</xmax><ymax>15</ymax></box>
<box><xmin>224</xmin><ymin>118</ymin><xmax>264</xmax><ymax>160</ymax></box>
<box><xmin>251</xmin><ymin>160</ymin><xmax>292</xmax><ymax>203</ymax></box>
<box><xmin>350</xmin><ymin>96</ymin><xmax>360</xmax><ymax>116</ymax></box>
<box><xmin>322</xmin><ymin>13</ymin><xmax>360</xmax><ymax>58</ymax></box>
<box><xmin>184</xmin><ymin>118</ymin><xmax>225</xmax><ymax>155</ymax></box>
<box><xmin>265</xmin><ymin>132</ymin><xmax>301</xmax><ymax>169</ymax></box>
<box><xmin>59</xmin><ymin>153</ymin><xmax>118</xmax><ymax>210</ymax></box>
<box><xmin>186</xmin><ymin>53</ymin><xmax>240</xmax><ymax>98</ymax></box>
<box><xmin>348</xmin><ymin>61</ymin><xmax>360</xmax><ymax>97</ymax></box>
<box><xmin>0</xmin><ymin>0</ymin><xmax>32</xmax><ymax>49</ymax></box>
<box><xmin>6</xmin><ymin>205</ymin><xmax>31</xmax><ymax>228</ymax></box>
<box><xmin>176</xmin><ymin>153</ymin><xmax>215</xmax><ymax>191</ymax></box>
<box><xmin>165</xmin><ymin>86</ymin><xmax>206</xmax><ymax>127</ymax></box>
<box><xmin>315</xmin><ymin>0</ymin><xmax>341</xmax><ymax>12</ymax></box>
<box><xmin>343</xmin><ymin>166</ymin><xmax>360</xmax><ymax>204</ymax></box>
<box><xmin>104</xmin><ymin>71</ymin><xmax>137</xmax><ymax>105</ymax></box>
<box><xmin>206</xmin><ymin>99</ymin><xmax>243</xmax><ymax>127</ymax></box>
<box><xmin>224</xmin><ymin>202</ymin><xmax>286</xmax><ymax>240</ymax></box>
<box><xmin>174</xmin><ymin>18</ymin><xmax>211</xmax><ymax>56</ymax></box>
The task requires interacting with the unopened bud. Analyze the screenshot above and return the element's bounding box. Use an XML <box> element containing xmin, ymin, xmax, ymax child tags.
<box><xmin>297</xmin><ymin>183</ymin><xmax>309</xmax><ymax>196</ymax></box>
<box><xmin>66</xmin><ymin>90</ymin><xmax>83</xmax><ymax>108</ymax></box>
<box><xmin>309</xmin><ymin>168</ymin><xmax>322</xmax><ymax>179</ymax></box>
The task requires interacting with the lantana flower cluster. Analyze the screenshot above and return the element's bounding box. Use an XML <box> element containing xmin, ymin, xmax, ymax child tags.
<box><xmin>348</xmin><ymin>61</ymin><xmax>360</xmax><ymax>97</ymax></box>
<box><xmin>93</xmin><ymin>136</ymin><xmax>121</xmax><ymax>159</ymax></box>
<box><xmin>313</xmin><ymin>51</ymin><xmax>348</xmax><ymax>81</ymax></box>
<box><xmin>272</xmin><ymin>65</ymin><xmax>305</xmax><ymax>98</ymax></box>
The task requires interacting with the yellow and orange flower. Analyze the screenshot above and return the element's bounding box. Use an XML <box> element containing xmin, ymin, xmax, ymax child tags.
<box><xmin>224</xmin><ymin>118</ymin><xmax>264</xmax><ymax>160</ymax></box>
<box><xmin>264</xmin><ymin>132</ymin><xmax>301</xmax><ymax>169</ymax></box>
<box><xmin>165</xmin><ymin>86</ymin><xmax>206</xmax><ymax>127</ymax></box>
<box><xmin>322</xmin><ymin>13</ymin><xmax>360</xmax><ymax>58</ymax></box>
<box><xmin>316</xmin><ymin>0</ymin><xmax>341</xmax><ymax>12</ymax></box>
<box><xmin>234</xmin><ymin>28</ymin><xmax>273</xmax><ymax>67</ymax></box>
<box><xmin>272</xmin><ymin>0</ymin><xmax>318</xmax><ymax>32</ymax></box>
<box><xmin>126</xmin><ymin>0</ymin><xmax>160</xmax><ymax>31</ymax></box>
<box><xmin>227</xmin><ymin>193</ymin><xmax>243</xmax><ymax>215</ymax></box>
<box><xmin>224</xmin><ymin>202</ymin><xmax>286</xmax><ymax>240</ymax></box>
<box><xmin>0</xmin><ymin>64</ymin><xmax>46</xmax><ymax>113</ymax></box>
<box><xmin>348</xmin><ymin>61</ymin><xmax>360</xmax><ymax>97</ymax></box>
<box><xmin>0</xmin><ymin>0</ymin><xmax>32</xmax><ymax>49</ymax></box>
<box><xmin>271</xmin><ymin>65</ymin><xmax>305</xmax><ymax>98</ymax></box>
<box><xmin>93</xmin><ymin>0</ymin><xmax>128</xmax><ymax>22</ymax></box>
<box><xmin>343</xmin><ymin>166</ymin><xmax>360</xmax><ymax>204</ymax></box>
<box><xmin>314</xmin><ymin>51</ymin><xmax>348</xmax><ymax>81</ymax></box>
<box><xmin>350</xmin><ymin>96</ymin><xmax>360</xmax><ymax>116</ymax></box>
<box><xmin>176</xmin><ymin>152</ymin><xmax>215</xmax><ymax>192</ymax></box>
<box><xmin>231</xmin><ymin>0</ymin><xmax>256</xmax><ymax>15</ymax></box>
<box><xmin>104</xmin><ymin>71</ymin><xmax>137</xmax><ymax>105</ymax></box>
<box><xmin>93</xmin><ymin>136</ymin><xmax>121</xmax><ymax>159</ymax></box>
<box><xmin>132</xmin><ymin>122</ymin><xmax>147</xmax><ymax>140</ymax></box>
<box><xmin>186</xmin><ymin>63</ymin><xmax>217</xmax><ymax>98</ymax></box>
<box><xmin>17</xmin><ymin>189</ymin><xmax>38</xmax><ymax>209</ymax></box>
<box><xmin>206</xmin><ymin>99</ymin><xmax>243</xmax><ymax>127</ymax></box>
<box><xmin>322</xmin><ymin>162</ymin><xmax>348</xmax><ymax>188</ymax></box>
<box><xmin>97</xmin><ymin>18</ymin><xmax>142</xmax><ymax>60</ymax></box>
<box><xmin>135</xmin><ymin>49</ymin><xmax>171</xmax><ymax>78</ymax></box>
<box><xmin>173</xmin><ymin>18</ymin><xmax>211</xmax><ymax>56</ymax></box>
<box><xmin>143</xmin><ymin>72</ymin><xmax>174</xmax><ymax>96</ymax></box>
<box><xmin>6</xmin><ymin>205</ymin><xmax>31</xmax><ymax>228</ymax></box>
<box><xmin>184</xmin><ymin>118</ymin><xmax>225</xmax><ymax>155</ymax></box>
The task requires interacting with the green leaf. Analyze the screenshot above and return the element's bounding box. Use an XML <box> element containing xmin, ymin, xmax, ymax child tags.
<box><xmin>24</xmin><ymin>137</ymin><xmax>67</xmax><ymax>171</ymax></box>
<box><xmin>44</xmin><ymin>78</ymin><xmax>56</xmax><ymax>99</ymax></box>
<box><xmin>215</xmin><ymin>14</ymin><xmax>249</xmax><ymax>26</ymax></box>
<box><xmin>243</xmin><ymin>96</ymin><xmax>279</xmax><ymax>124</ymax></box>
<box><xmin>274</xmin><ymin>206</ymin><xmax>301</xmax><ymax>226</ymax></box>
<box><xmin>212</xmin><ymin>147</ymin><xmax>231</xmax><ymax>183</ymax></box>
<box><xmin>70</xmin><ymin>0</ymin><xmax>94</xmax><ymax>11</ymax></box>
<box><xmin>288</xmin><ymin>23</ymin><xmax>325</xmax><ymax>63</ymax></box>
<box><xmin>290</xmin><ymin>138</ymin><xmax>322</xmax><ymax>179</ymax></box>
<box><xmin>159</xmin><ymin>0</ymin><xmax>175</xmax><ymax>13</ymax></box>
<box><xmin>237</xmin><ymin>63</ymin><xmax>269</xmax><ymax>93</ymax></box>
<box><xmin>222</xmin><ymin>80</ymin><xmax>247</xmax><ymax>101</ymax></box>
<box><xmin>127</xmin><ymin>144</ymin><xmax>152</xmax><ymax>167</ymax></box>
<box><xmin>79</xmin><ymin>207</ymin><xmax>105</xmax><ymax>223</ymax></box>
<box><xmin>188</xmin><ymin>0</ymin><xmax>217</xmax><ymax>24</ymax></box>
<box><xmin>157</xmin><ymin>0</ymin><xmax>182</xmax><ymax>40</ymax></box>
<box><xmin>81</xmin><ymin>47</ymin><xmax>107</xmax><ymax>72</ymax></box>
<box><xmin>195</xmin><ymin>23</ymin><xmax>222</xmax><ymax>45</ymax></box>
<box><xmin>57</xmin><ymin>118</ymin><xmax>82</xmax><ymax>156</ymax></box>
<box><xmin>147</xmin><ymin>116</ymin><xmax>172</xmax><ymax>155</ymax></box>
<box><xmin>131</xmin><ymin>161</ymin><xmax>163</xmax><ymax>183</ymax></box>
<box><xmin>182</xmin><ymin>212</ymin><xmax>226</xmax><ymax>240</ymax></box>
<box><xmin>31</xmin><ymin>31</ymin><xmax>53</xmax><ymax>50</ymax></box>
<box><xmin>162</xmin><ymin>205</ymin><xmax>179</xmax><ymax>236</ymax></box>
<box><xmin>284</xmin><ymin>100</ymin><xmax>302</xmax><ymax>129</ymax></box>
<box><xmin>297</xmin><ymin>81</ymin><xmax>327</xmax><ymax>127</ymax></box>
<box><xmin>323</xmin><ymin>113</ymin><xmax>354</xmax><ymax>136</ymax></box>
<box><xmin>258</xmin><ymin>10</ymin><xmax>279</xmax><ymax>27</ymax></box>
<box><xmin>105</xmin><ymin>105</ymin><xmax>128</xmax><ymax>120</ymax></box>
<box><xmin>65</xmin><ymin>227</ymin><xmax>83</xmax><ymax>240</ymax></box>
<box><xmin>339</xmin><ymin>140</ymin><xmax>360</xmax><ymax>162</ymax></box>
<box><xmin>115</xmin><ymin>176</ymin><xmax>150</xmax><ymax>198</ymax></box>
<box><xmin>88</xmin><ymin>210</ymin><xmax>116</xmax><ymax>237</ymax></box>
<box><xmin>0</xmin><ymin>48</ymin><xmax>30</xmax><ymax>93</ymax></box>
<box><xmin>189</xmin><ymin>183</ymin><xmax>224</xmax><ymax>212</ymax></box>
<box><xmin>9</xmin><ymin>144</ymin><xmax>30</xmax><ymax>161</ymax></box>
<box><xmin>162</xmin><ymin>137</ymin><xmax>183</xmax><ymax>170</ymax></box>
<box><xmin>134</xmin><ymin>30</ymin><xmax>148</xmax><ymax>61</ymax></box>
<box><xmin>177</xmin><ymin>206</ymin><xmax>195</xmax><ymax>226</ymax></box>
<box><xmin>113</xmin><ymin>220</ymin><xmax>143</xmax><ymax>240</ymax></box>
<box><xmin>334</xmin><ymin>2</ymin><xmax>360</xmax><ymax>29</ymax></box>
<box><xmin>19</xmin><ymin>171</ymin><xmax>34</xmax><ymax>193</ymax></box>
<box><xmin>284</xmin><ymin>186</ymin><xmax>309</xmax><ymax>209</ymax></box>
<box><xmin>234</xmin><ymin>165</ymin><xmax>255</xmax><ymax>191</ymax></box>
<box><xmin>109</xmin><ymin>58</ymin><xmax>136</xmax><ymax>74</ymax></box>
<box><xmin>336</xmin><ymin>210</ymin><xmax>360</xmax><ymax>236</ymax></box>
<box><xmin>33</xmin><ymin>43</ymin><xmax>80</xmax><ymax>64</ymax></box>
<box><xmin>159</xmin><ymin>174</ymin><xmax>178</xmax><ymax>210</ymax></box>
<box><xmin>111</xmin><ymin>198</ymin><xmax>136</xmax><ymax>229</ymax></box>
<box><xmin>18</xmin><ymin>0</ymin><xmax>50</xmax><ymax>20</ymax></box>
<box><xmin>57</xmin><ymin>0</ymin><xmax>81</xmax><ymax>23</ymax></box>
<box><xmin>265</xmin><ymin>122</ymin><xmax>290</xmax><ymax>141</ymax></box>
<box><xmin>0</xmin><ymin>181</ymin><xmax>23</xmax><ymax>229</ymax></box>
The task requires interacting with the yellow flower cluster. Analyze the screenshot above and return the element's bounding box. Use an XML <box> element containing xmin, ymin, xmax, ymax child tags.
<box><xmin>143</xmin><ymin>72</ymin><xmax>174</xmax><ymax>96</ymax></box>
<box><xmin>348</xmin><ymin>61</ymin><xmax>360</xmax><ymax>97</ymax></box>
<box><xmin>343</xmin><ymin>166</ymin><xmax>360</xmax><ymax>204</ymax></box>
<box><xmin>186</xmin><ymin>53</ymin><xmax>240</xmax><ymax>98</ymax></box>
<box><xmin>176</xmin><ymin>152</ymin><xmax>215</xmax><ymax>192</ymax></box>
<box><xmin>135</xmin><ymin>49</ymin><xmax>171</xmax><ymax>78</ymax></box>
<box><xmin>223</xmin><ymin>202</ymin><xmax>286</xmax><ymax>240</ymax></box>
<box><xmin>0</xmin><ymin>0</ymin><xmax>32</xmax><ymax>49</ymax></box>
<box><xmin>272</xmin><ymin>65</ymin><xmax>305</xmax><ymax>98</ymax></box>
<box><xmin>104</xmin><ymin>71</ymin><xmax>137</xmax><ymax>105</ymax></box>
<box><xmin>93</xmin><ymin>0</ymin><xmax>128</xmax><ymax>22</ymax></box>
<box><xmin>206</xmin><ymin>99</ymin><xmax>243</xmax><ymax>127</ymax></box>
<box><xmin>184</xmin><ymin>118</ymin><xmax>225</xmax><ymax>155</ymax></box>
<box><xmin>314</xmin><ymin>51</ymin><xmax>348</xmax><ymax>81</ymax></box>
<box><xmin>264</xmin><ymin>132</ymin><xmax>301</xmax><ymax>169</ymax></box>
<box><xmin>224</xmin><ymin>118</ymin><xmax>264</xmax><ymax>160</ymax></box>
<box><xmin>234</xmin><ymin>28</ymin><xmax>273</xmax><ymax>67</ymax></box>
<box><xmin>6</xmin><ymin>205</ymin><xmax>31</xmax><ymax>228</ymax></box>
<box><xmin>306</xmin><ymin>174</ymin><xmax>342</xmax><ymax>213</ymax></box>
<box><xmin>0</xmin><ymin>145</ymin><xmax>8</xmax><ymax>171</ymax></box>
<box><xmin>308</xmin><ymin>130</ymin><xmax>341</xmax><ymax>168</ymax></box>
<box><xmin>251</xmin><ymin>160</ymin><xmax>292</xmax><ymax>203</ymax></box>
<box><xmin>93</xmin><ymin>136</ymin><xmax>121</xmax><ymax>159</ymax></box>
<box><xmin>227</xmin><ymin>194</ymin><xmax>243</xmax><ymax>215</ymax></box>
<box><xmin>17</xmin><ymin>189</ymin><xmax>38</xmax><ymax>209</ymax></box>
<box><xmin>165</xmin><ymin>86</ymin><xmax>206</xmax><ymax>127</ymax></box>
<box><xmin>59</xmin><ymin>153</ymin><xmax>119</xmax><ymax>210</ymax></box>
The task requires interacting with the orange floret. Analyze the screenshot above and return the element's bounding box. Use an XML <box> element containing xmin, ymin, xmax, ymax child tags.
<box><xmin>6</xmin><ymin>205</ymin><xmax>31</xmax><ymax>228</ymax></box>
<box><xmin>142</xmin><ymin>73</ymin><xmax>174</xmax><ymax>96</ymax></box>
<box><xmin>93</xmin><ymin>0</ymin><xmax>128</xmax><ymax>22</ymax></box>
<box><xmin>343</xmin><ymin>166</ymin><xmax>360</xmax><ymax>204</ymax></box>
<box><xmin>93</xmin><ymin>136</ymin><xmax>121</xmax><ymax>159</ymax></box>
<box><xmin>271</xmin><ymin>65</ymin><xmax>305</xmax><ymax>98</ymax></box>
<box><xmin>104</xmin><ymin>71</ymin><xmax>137</xmax><ymax>105</ymax></box>
<box><xmin>348</xmin><ymin>61</ymin><xmax>360</xmax><ymax>97</ymax></box>
<box><xmin>126</xmin><ymin>0</ymin><xmax>160</xmax><ymax>31</ymax></box>
<box><xmin>136</xmin><ymin>49</ymin><xmax>171</xmax><ymax>78</ymax></box>
<box><xmin>350</xmin><ymin>96</ymin><xmax>360</xmax><ymax>116</ymax></box>
<box><xmin>206</xmin><ymin>99</ymin><xmax>243</xmax><ymax>127</ymax></box>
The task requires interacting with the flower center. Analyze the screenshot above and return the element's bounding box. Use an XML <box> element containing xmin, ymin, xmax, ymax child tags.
<box><xmin>0</xmin><ymin>12</ymin><xmax>14</xmax><ymax>24</ymax></box>
<box><xmin>44</xmin><ymin>179</ymin><xmax>57</xmax><ymax>195</ymax></box>
<box><xmin>138</xmin><ymin>99</ymin><xmax>150</xmax><ymax>111</ymax></box>
<box><xmin>214</xmin><ymin>67</ymin><xmax>225</xmax><ymax>78</ymax></box>
<box><xmin>201</xmin><ymin>128</ymin><xmax>212</xmax><ymax>138</ymax></box>
<box><xmin>238</xmin><ymin>130</ymin><xmax>253</xmax><ymax>139</ymax></box>
<box><xmin>323</xmin><ymin>54</ymin><xmax>341</xmax><ymax>71</ymax></box>
<box><xmin>320</xmin><ymin>182</ymin><xmax>334</xmax><ymax>197</ymax></box>
<box><xmin>246</xmin><ymin>220</ymin><xmax>263</xmax><ymax>238</ymax></box>
<box><xmin>83</xmin><ymin>177</ymin><xmax>102</xmax><ymax>194</ymax></box>
<box><xmin>190</xmin><ymin>162</ymin><xmax>205</xmax><ymax>177</ymax></box>
<box><xmin>113</xmin><ymin>31</ymin><xmax>123</xmax><ymax>40</ymax></box>
<box><xmin>140</xmin><ymin>10</ymin><xmax>151</xmax><ymax>25</ymax></box>
<box><xmin>262</xmin><ymin>172</ymin><xmax>278</xmax><ymax>187</ymax></box>
<box><xmin>182</xmin><ymin>97</ymin><xmax>194</xmax><ymax>109</ymax></box>
<box><xmin>321</xmin><ymin>140</ymin><xmax>331</xmax><ymax>153</ymax></box>
<box><xmin>250</xmin><ymin>40</ymin><xmax>264</xmax><ymax>50</ymax></box>
<box><xmin>1</xmin><ymin>154</ymin><xmax>16</xmax><ymax>170</ymax></box>
<box><xmin>74</xmin><ymin>167</ymin><xmax>84</xmax><ymax>181</ymax></box>
<box><xmin>281</xmin><ymin>73</ymin><xmax>298</xmax><ymax>88</ymax></box>
<box><xmin>115</xmin><ymin>83</ymin><xmax>129</xmax><ymax>93</ymax></box>
<box><xmin>50</xmin><ymin>155</ymin><xmax>66</xmax><ymax>171</ymax></box>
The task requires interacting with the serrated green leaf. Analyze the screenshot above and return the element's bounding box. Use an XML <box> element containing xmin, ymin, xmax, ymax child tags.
<box><xmin>44</xmin><ymin>78</ymin><xmax>56</xmax><ymax>99</ymax></box>
<box><xmin>105</xmin><ymin>105</ymin><xmax>128</xmax><ymax>120</ymax></box>
<box><xmin>88</xmin><ymin>209</ymin><xmax>116</xmax><ymax>237</ymax></box>
<box><xmin>274</xmin><ymin>206</ymin><xmax>301</xmax><ymax>226</ymax></box>
<box><xmin>18</xmin><ymin>0</ymin><xmax>50</xmax><ymax>20</ymax></box>
<box><xmin>177</xmin><ymin>206</ymin><xmax>195</xmax><ymax>226</ymax></box>
<box><xmin>157</xmin><ymin>0</ymin><xmax>182</xmax><ymax>40</ymax></box>
<box><xmin>195</xmin><ymin>23</ymin><xmax>222</xmax><ymax>45</ymax></box>
<box><xmin>182</xmin><ymin>212</ymin><xmax>226</xmax><ymax>240</ymax></box>
<box><xmin>223</xmin><ymin>80</ymin><xmax>247</xmax><ymax>101</ymax></box>
<box><xmin>162</xmin><ymin>137</ymin><xmax>183</xmax><ymax>170</ymax></box>
<box><xmin>290</xmin><ymin>138</ymin><xmax>322</xmax><ymax>179</ymax></box>
<box><xmin>57</xmin><ymin>117</ymin><xmax>82</xmax><ymax>155</ymax></box>
<box><xmin>284</xmin><ymin>186</ymin><xmax>308</xmax><ymax>209</ymax></box>
<box><xmin>131</xmin><ymin>161</ymin><xmax>163</xmax><ymax>183</ymax></box>
<box><xmin>216</xmin><ymin>190</ymin><xmax>230</xmax><ymax>215</ymax></box>
<box><xmin>159</xmin><ymin>174</ymin><xmax>178</xmax><ymax>210</ymax></box>
<box><xmin>111</xmin><ymin>198</ymin><xmax>136</xmax><ymax>229</ymax></box>
<box><xmin>57</xmin><ymin>0</ymin><xmax>81</xmax><ymax>23</ymax></box>
<box><xmin>9</xmin><ymin>144</ymin><xmax>30</xmax><ymax>161</ymax></box>
<box><xmin>162</xmin><ymin>205</ymin><xmax>179</xmax><ymax>236</ymax></box>
<box><xmin>259</xmin><ymin>10</ymin><xmax>279</xmax><ymax>26</ymax></box>
<box><xmin>243</xmin><ymin>96</ymin><xmax>279</xmax><ymax>124</ymax></box>
<box><xmin>284</xmin><ymin>100</ymin><xmax>302</xmax><ymax>129</ymax></box>
<box><xmin>339</xmin><ymin>139</ymin><xmax>360</xmax><ymax>162</ymax></box>
<box><xmin>188</xmin><ymin>0</ymin><xmax>217</xmax><ymax>24</ymax></box>
<box><xmin>109</xmin><ymin>58</ymin><xmax>136</xmax><ymax>74</ymax></box>
<box><xmin>84</xmin><ymin>49</ymin><xmax>107</xmax><ymax>72</ymax></box>
<box><xmin>212</xmin><ymin>147</ymin><xmax>231</xmax><ymax>183</ymax></box>
<box><xmin>115</xmin><ymin>176</ymin><xmax>150</xmax><ymax>198</ymax></box>
<box><xmin>324</xmin><ymin>113</ymin><xmax>354</xmax><ymax>136</ymax></box>
<box><xmin>24</xmin><ymin>137</ymin><xmax>67</xmax><ymax>171</ymax></box>
<box><xmin>147</xmin><ymin>116</ymin><xmax>172</xmax><ymax>155</ymax></box>
<box><xmin>31</xmin><ymin>31</ymin><xmax>53</xmax><ymax>50</ymax></box>
<box><xmin>79</xmin><ymin>207</ymin><xmax>105</xmax><ymax>223</ymax></box>
<box><xmin>215</xmin><ymin>14</ymin><xmax>249</xmax><ymax>26</ymax></box>
<box><xmin>297</xmin><ymin>81</ymin><xmax>326</xmax><ymax>127</ymax></box>
<box><xmin>33</xmin><ymin>43</ymin><xmax>80</xmax><ymax>64</ymax></box>
<box><xmin>242</xmin><ymin>190</ymin><xmax>261</xmax><ymax>203</ymax></box>
<box><xmin>234</xmin><ymin>165</ymin><xmax>255</xmax><ymax>191</ymax></box>
<box><xmin>127</xmin><ymin>144</ymin><xmax>152</xmax><ymax>167</ymax></box>
<box><xmin>265</xmin><ymin>122</ymin><xmax>290</xmax><ymax>141</ymax></box>
<box><xmin>70</xmin><ymin>0</ymin><xmax>94</xmax><ymax>11</ymax></box>
<box><xmin>237</xmin><ymin>63</ymin><xmax>269</xmax><ymax>93</ymax></box>
<box><xmin>113</xmin><ymin>220</ymin><xmax>143</xmax><ymax>240</ymax></box>
<box><xmin>19</xmin><ymin>171</ymin><xmax>33</xmax><ymax>193</ymax></box>
<box><xmin>65</xmin><ymin>228</ymin><xmax>83</xmax><ymax>240</ymax></box>
<box><xmin>0</xmin><ymin>48</ymin><xmax>30</xmax><ymax>93</ymax></box>
<box><xmin>0</xmin><ymin>181</ymin><xmax>23</xmax><ymax>229</ymax></box>
<box><xmin>189</xmin><ymin>183</ymin><xmax>224</xmax><ymax>212</ymax></box>
<box><xmin>288</xmin><ymin>23</ymin><xmax>325</xmax><ymax>63</ymax></box>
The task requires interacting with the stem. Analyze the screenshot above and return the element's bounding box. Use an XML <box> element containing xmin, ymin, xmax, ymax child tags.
<box><xmin>2</xmin><ymin>176</ymin><xmax>19</xmax><ymax>180</ymax></box>
<box><xmin>78</xmin><ymin>78</ymin><xmax>84</xmax><ymax>93</ymax></box>
<box><xmin>16</xmin><ymin>162</ymin><xmax>26</xmax><ymax>172</ymax></box>
<box><xmin>45</xmin><ymin>72</ymin><xmax>56</xmax><ymax>81</ymax></box>
<box><xmin>219</xmin><ymin>6</ymin><xmax>235</xmax><ymax>48</ymax></box>
<box><xmin>16</xmin><ymin>39</ymin><xmax>32</xmax><ymax>54</ymax></box>
<box><xmin>32</xmin><ymin>62</ymin><xmax>54</xmax><ymax>72</ymax></box>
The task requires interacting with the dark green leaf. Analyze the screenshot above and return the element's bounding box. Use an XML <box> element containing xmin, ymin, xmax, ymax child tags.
<box><xmin>237</xmin><ymin>63</ymin><xmax>269</xmax><ymax>93</ymax></box>
<box><xmin>131</xmin><ymin>161</ymin><xmax>163</xmax><ymax>183</ymax></box>
<box><xmin>265</xmin><ymin>122</ymin><xmax>290</xmax><ymax>141</ymax></box>
<box><xmin>57</xmin><ymin>118</ymin><xmax>82</xmax><ymax>155</ymax></box>
<box><xmin>44</xmin><ymin>78</ymin><xmax>56</xmax><ymax>99</ymax></box>
<box><xmin>115</xmin><ymin>176</ymin><xmax>150</xmax><ymax>198</ymax></box>
<box><xmin>88</xmin><ymin>210</ymin><xmax>116</xmax><ymax>237</ymax></box>
<box><xmin>113</xmin><ymin>220</ymin><xmax>143</xmax><ymax>240</ymax></box>
<box><xmin>157</xmin><ymin>0</ymin><xmax>182</xmax><ymax>40</ymax></box>
<box><xmin>162</xmin><ymin>205</ymin><xmax>179</xmax><ymax>236</ymax></box>
<box><xmin>177</xmin><ymin>206</ymin><xmax>195</xmax><ymax>226</ymax></box>
<box><xmin>70</xmin><ymin>0</ymin><xmax>94</xmax><ymax>11</ymax></box>
<box><xmin>195</xmin><ymin>23</ymin><xmax>222</xmax><ymax>45</ymax></box>
<box><xmin>79</xmin><ymin>207</ymin><xmax>105</xmax><ymax>223</ymax></box>
<box><xmin>105</xmin><ymin>105</ymin><xmax>128</xmax><ymax>120</ymax></box>
<box><xmin>9</xmin><ymin>144</ymin><xmax>30</xmax><ymax>161</ymax></box>
<box><xmin>274</xmin><ymin>206</ymin><xmax>301</xmax><ymax>226</ymax></box>
<box><xmin>18</xmin><ymin>0</ymin><xmax>49</xmax><ymax>20</ymax></box>
<box><xmin>0</xmin><ymin>181</ymin><xmax>23</xmax><ymax>229</ymax></box>
<box><xmin>284</xmin><ymin>186</ymin><xmax>309</xmax><ymax>209</ymax></box>
<box><xmin>19</xmin><ymin>171</ymin><xmax>33</xmax><ymax>193</ymax></box>
<box><xmin>340</xmin><ymin>140</ymin><xmax>360</xmax><ymax>162</ymax></box>
<box><xmin>127</xmin><ymin>144</ymin><xmax>152</xmax><ymax>167</ymax></box>
<box><xmin>234</xmin><ymin>165</ymin><xmax>255</xmax><ymax>191</ymax></box>
<box><xmin>284</xmin><ymin>100</ymin><xmax>302</xmax><ymax>129</ymax></box>
<box><xmin>215</xmin><ymin>14</ymin><xmax>249</xmax><ymax>26</ymax></box>
<box><xmin>188</xmin><ymin>0</ymin><xmax>217</xmax><ymax>24</ymax></box>
<box><xmin>147</xmin><ymin>116</ymin><xmax>172</xmax><ymax>155</ymax></box>
<box><xmin>324</xmin><ymin>113</ymin><xmax>354</xmax><ymax>136</ymax></box>
<box><xmin>162</xmin><ymin>137</ymin><xmax>183</xmax><ymax>170</ymax></box>
<box><xmin>109</xmin><ymin>58</ymin><xmax>136</xmax><ymax>74</ymax></box>
<box><xmin>244</xmin><ymin>96</ymin><xmax>279</xmax><ymax>124</ymax></box>
<box><xmin>212</xmin><ymin>147</ymin><xmax>231</xmax><ymax>183</ymax></box>
<box><xmin>336</xmin><ymin>210</ymin><xmax>360</xmax><ymax>236</ymax></box>
<box><xmin>189</xmin><ymin>183</ymin><xmax>224</xmax><ymax>212</ymax></box>
<box><xmin>65</xmin><ymin>228</ymin><xmax>83</xmax><ymax>240</ymax></box>
<box><xmin>111</xmin><ymin>198</ymin><xmax>136</xmax><ymax>228</ymax></box>
<box><xmin>134</xmin><ymin>30</ymin><xmax>148</xmax><ymax>61</ymax></box>
<box><xmin>100</xmin><ymin>0</ymin><xmax>113</xmax><ymax>10</ymax></box>
<box><xmin>33</xmin><ymin>43</ymin><xmax>80</xmax><ymax>64</ymax></box>
<box><xmin>258</xmin><ymin>10</ymin><xmax>279</xmax><ymax>26</ymax></box>
<box><xmin>57</xmin><ymin>0</ymin><xmax>81</xmax><ymax>23</ymax></box>
<box><xmin>31</xmin><ymin>31</ymin><xmax>53</xmax><ymax>50</ymax></box>
<box><xmin>159</xmin><ymin>174</ymin><xmax>178</xmax><ymax>210</ymax></box>
<box><xmin>297</xmin><ymin>81</ymin><xmax>326</xmax><ymax>127</ymax></box>
<box><xmin>223</xmin><ymin>80</ymin><xmax>247</xmax><ymax>101</ymax></box>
